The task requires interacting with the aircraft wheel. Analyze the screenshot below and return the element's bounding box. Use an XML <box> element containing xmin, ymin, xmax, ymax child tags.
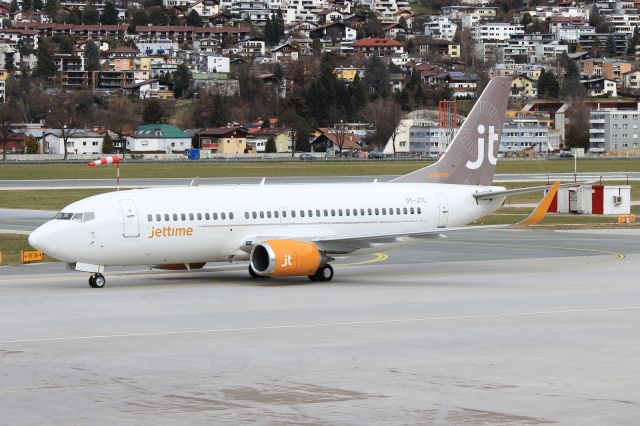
<box><xmin>89</xmin><ymin>273</ymin><xmax>106</xmax><ymax>288</ymax></box>
<box><xmin>314</xmin><ymin>264</ymin><xmax>334</xmax><ymax>282</ymax></box>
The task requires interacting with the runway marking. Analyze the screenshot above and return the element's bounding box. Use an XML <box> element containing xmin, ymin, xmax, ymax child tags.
<box><xmin>2</xmin><ymin>306</ymin><xmax>639</xmax><ymax>344</ymax></box>
<box><xmin>435</xmin><ymin>240</ymin><xmax>626</xmax><ymax>263</ymax></box>
<box><xmin>333</xmin><ymin>252</ymin><xmax>389</xmax><ymax>267</ymax></box>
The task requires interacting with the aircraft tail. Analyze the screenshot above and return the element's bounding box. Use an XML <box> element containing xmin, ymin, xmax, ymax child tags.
<box><xmin>391</xmin><ymin>76</ymin><xmax>512</xmax><ymax>186</ymax></box>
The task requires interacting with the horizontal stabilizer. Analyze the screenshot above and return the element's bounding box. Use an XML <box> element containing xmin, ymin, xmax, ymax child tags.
<box><xmin>474</xmin><ymin>182</ymin><xmax>579</xmax><ymax>200</ymax></box>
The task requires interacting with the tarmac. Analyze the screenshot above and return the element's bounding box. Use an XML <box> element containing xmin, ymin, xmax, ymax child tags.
<box><xmin>1</xmin><ymin>229</ymin><xmax>640</xmax><ymax>425</ymax></box>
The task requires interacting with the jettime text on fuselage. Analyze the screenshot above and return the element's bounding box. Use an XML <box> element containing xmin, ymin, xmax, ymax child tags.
<box><xmin>148</xmin><ymin>226</ymin><xmax>193</xmax><ymax>239</ymax></box>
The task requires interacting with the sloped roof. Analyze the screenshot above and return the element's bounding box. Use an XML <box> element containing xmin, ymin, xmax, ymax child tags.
<box><xmin>352</xmin><ymin>37</ymin><xmax>403</xmax><ymax>47</ymax></box>
<box><xmin>134</xmin><ymin>124</ymin><xmax>189</xmax><ymax>138</ymax></box>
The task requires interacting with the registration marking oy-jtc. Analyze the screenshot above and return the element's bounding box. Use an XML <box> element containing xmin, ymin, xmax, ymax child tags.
<box><xmin>333</xmin><ymin>252</ymin><xmax>389</xmax><ymax>267</ymax></box>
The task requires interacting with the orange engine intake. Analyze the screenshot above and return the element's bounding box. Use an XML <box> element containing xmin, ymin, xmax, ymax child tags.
<box><xmin>250</xmin><ymin>240</ymin><xmax>327</xmax><ymax>277</ymax></box>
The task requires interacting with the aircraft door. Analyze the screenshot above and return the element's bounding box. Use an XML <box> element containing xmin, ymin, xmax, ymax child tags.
<box><xmin>436</xmin><ymin>193</ymin><xmax>449</xmax><ymax>228</ymax></box>
<box><xmin>119</xmin><ymin>199</ymin><xmax>140</xmax><ymax>238</ymax></box>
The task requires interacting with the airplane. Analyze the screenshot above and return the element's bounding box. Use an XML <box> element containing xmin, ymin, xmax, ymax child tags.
<box><xmin>28</xmin><ymin>76</ymin><xmax>560</xmax><ymax>288</ymax></box>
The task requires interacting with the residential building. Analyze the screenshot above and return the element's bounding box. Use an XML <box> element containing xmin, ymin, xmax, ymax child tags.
<box><xmin>311</xmin><ymin>128</ymin><xmax>363</xmax><ymax>154</ymax></box>
<box><xmin>309</xmin><ymin>21</ymin><xmax>357</xmax><ymax>41</ymax></box>
<box><xmin>238</xmin><ymin>37</ymin><xmax>266</xmax><ymax>56</ymax></box>
<box><xmin>623</xmin><ymin>70</ymin><xmax>640</xmax><ymax>90</ymax></box>
<box><xmin>203</xmin><ymin>55</ymin><xmax>230</xmax><ymax>73</ymax></box>
<box><xmin>198</xmin><ymin>127</ymin><xmax>248</xmax><ymax>154</ymax></box>
<box><xmin>582</xmin><ymin>78</ymin><xmax>617</xmax><ymax>97</ymax></box>
<box><xmin>473</xmin><ymin>23</ymin><xmax>524</xmax><ymax>42</ymax></box>
<box><xmin>0</xmin><ymin>69</ymin><xmax>6</xmax><ymax>102</ymax></box>
<box><xmin>43</xmin><ymin>129</ymin><xmax>104</xmax><ymax>155</ymax></box>
<box><xmin>602</xmin><ymin>60</ymin><xmax>632</xmax><ymax>83</ymax></box>
<box><xmin>271</xmin><ymin>43</ymin><xmax>300</xmax><ymax>62</ymax></box>
<box><xmin>126</xmin><ymin>124</ymin><xmax>191</xmax><ymax>153</ymax></box>
<box><xmin>501</xmin><ymin>119</ymin><xmax>558</xmax><ymax>153</ymax></box>
<box><xmin>423</xmin><ymin>16</ymin><xmax>457</xmax><ymax>41</ymax></box>
<box><xmin>351</xmin><ymin>37</ymin><xmax>404</xmax><ymax>57</ymax></box>
<box><xmin>511</xmin><ymin>75</ymin><xmax>535</xmax><ymax>98</ymax></box>
<box><xmin>408</xmin><ymin>119</ymin><xmax>457</xmax><ymax>157</ymax></box>
<box><xmin>443</xmin><ymin>72</ymin><xmax>479</xmax><ymax>98</ymax></box>
<box><xmin>246</xmin><ymin>127</ymin><xmax>291</xmax><ymax>152</ymax></box>
<box><xmin>590</xmin><ymin>108</ymin><xmax>640</xmax><ymax>154</ymax></box>
<box><xmin>136</xmin><ymin>39</ymin><xmax>179</xmax><ymax>56</ymax></box>
<box><xmin>122</xmin><ymin>79</ymin><xmax>174</xmax><ymax>99</ymax></box>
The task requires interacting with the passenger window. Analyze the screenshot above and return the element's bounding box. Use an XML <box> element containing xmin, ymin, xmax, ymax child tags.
<box><xmin>361</xmin><ymin>209</ymin><xmax>365</xmax><ymax>215</ymax></box>
<box><xmin>181</xmin><ymin>213</ymin><xmax>186</xmax><ymax>220</ymax></box>
<box><xmin>368</xmin><ymin>208</ymin><xmax>372</xmax><ymax>215</ymax></box>
<box><xmin>291</xmin><ymin>210</ymin><xmax>296</xmax><ymax>217</ymax></box>
<box><xmin>308</xmin><ymin>210</ymin><xmax>313</xmax><ymax>217</ymax></box>
<box><xmin>346</xmin><ymin>209</ymin><xmax>350</xmax><ymax>216</ymax></box>
<box><xmin>206</xmin><ymin>213</ymin><xmax>210</xmax><ymax>220</ymax></box>
<box><xmin>300</xmin><ymin>210</ymin><xmax>305</xmax><ymax>217</ymax></box>
<box><xmin>388</xmin><ymin>208</ymin><xmax>393</xmax><ymax>215</ymax></box>
<box><xmin>214</xmin><ymin>212</ymin><xmax>219</xmax><ymax>220</ymax></box>
<box><xmin>382</xmin><ymin>208</ymin><xmax>386</xmax><ymax>215</ymax></box>
<box><xmin>375</xmin><ymin>208</ymin><xmax>379</xmax><ymax>215</ymax></box>
<box><xmin>221</xmin><ymin>212</ymin><xmax>226</xmax><ymax>220</ymax></box>
<box><xmin>173</xmin><ymin>213</ymin><xmax>178</xmax><ymax>221</ymax></box>
<box><xmin>324</xmin><ymin>210</ymin><xmax>328</xmax><ymax>216</ymax></box>
<box><xmin>165</xmin><ymin>214</ymin><xmax>170</xmax><ymax>221</ymax></box>
<box><xmin>197</xmin><ymin>213</ymin><xmax>202</xmax><ymax>220</ymax></box>
<box><xmin>229</xmin><ymin>212</ymin><xmax>234</xmax><ymax>220</ymax></box>
<box><xmin>245</xmin><ymin>212</ymin><xmax>249</xmax><ymax>219</ymax></box>
<box><xmin>252</xmin><ymin>212</ymin><xmax>257</xmax><ymax>219</ymax></box>
<box><xmin>267</xmin><ymin>211</ymin><xmax>272</xmax><ymax>219</ymax></box>
<box><xmin>156</xmin><ymin>214</ymin><xmax>161</xmax><ymax>221</ymax></box>
<box><xmin>147</xmin><ymin>214</ymin><xmax>152</xmax><ymax>222</ymax></box>
<box><xmin>259</xmin><ymin>212</ymin><xmax>264</xmax><ymax>219</ymax></box>
<box><xmin>396</xmin><ymin>208</ymin><xmax>401</xmax><ymax>214</ymax></box>
<box><xmin>417</xmin><ymin>207</ymin><xmax>421</xmax><ymax>214</ymax></box>
<box><xmin>403</xmin><ymin>207</ymin><xmax>408</xmax><ymax>214</ymax></box>
<box><xmin>410</xmin><ymin>207</ymin><xmax>415</xmax><ymax>214</ymax></box>
<box><xmin>331</xmin><ymin>209</ymin><xmax>336</xmax><ymax>216</ymax></box>
<box><xmin>274</xmin><ymin>211</ymin><xmax>279</xmax><ymax>218</ymax></box>
<box><xmin>282</xmin><ymin>211</ymin><xmax>287</xmax><ymax>218</ymax></box>
<box><xmin>338</xmin><ymin>209</ymin><xmax>343</xmax><ymax>216</ymax></box>
<box><xmin>316</xmin><ymin>209</ymin><xmax>320</xmax><ymax>217</ymax></box>
<box><xmin>353</xmin><ymin>209</ymin><xmax>358</xmax><ymax>216</ymax></box>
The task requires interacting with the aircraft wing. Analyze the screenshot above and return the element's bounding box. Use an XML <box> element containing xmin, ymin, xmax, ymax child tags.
<box><xmin>309</xmin><ymin>182</ymin><xmax>560</xmax><ymax>253</ymax></box>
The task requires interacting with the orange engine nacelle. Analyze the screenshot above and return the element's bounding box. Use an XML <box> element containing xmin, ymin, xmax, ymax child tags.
<box><xmin>250</xmin><ymin>240</ymin><xmax>327</xmax><ymax>277</ymax></box>
<box><xmin>152</xmin><ymin>263</ymin><xmax>206</xmax><ymax>270</ymax></box>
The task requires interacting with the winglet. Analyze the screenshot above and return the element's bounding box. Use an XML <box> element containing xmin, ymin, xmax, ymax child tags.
<box><xmin>514</xmin><ymin>181</ymin><xmax>560</xmax><ymax>227</ymax></box>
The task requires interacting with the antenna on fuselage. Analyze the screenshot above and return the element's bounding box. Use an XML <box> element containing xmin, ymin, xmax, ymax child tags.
<box><xmin>190</xmin><ymin>177</ymin><xmax>199</xmax><ymax>187</ymax></box>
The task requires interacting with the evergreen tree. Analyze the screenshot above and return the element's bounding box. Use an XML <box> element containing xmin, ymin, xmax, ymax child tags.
<box><xmin>26</xmin><ymin>134</ymin><xmax>39</xmax><ymax>154</ymax></box>
<box><xmin>295</xmin><ymin>128</ymin><xmax>310</xmax><ymax>152</ymax></box>
<box><xmin>186</xmin><ymin>9</ymin><xmax>203</xmax><ymax>27</ymax></box>
<box><xmin>521</xmin><ymin>12</ymin><xmax>532</xmax><ymax>30</ymax></box>
<box><xmin>172</xmin><ymin>64</ymin><xmax>192</xmax><ymax>98</ymax></box>
<box><xmin>56</xmin><ymin>35</ymin><xmax>74</xmax><ymax>54</ymax></box>
<box><xmin>629</xmin><ymin>27</ymin><xmax>640</xmax><ymax>54</ymax></box>
<box><xmin>167</xmin><ymin>8</ymin><xmax>179</xmax><ymax>25</ymax></box>
<box><xmin>67</xmin><ymin>6</ymin><xmax>82</xmax><ymax>24</ymax></box>
<box><xmin>275</xmin><ymin>8</ymin><xmax>285</xmax><ymax>41</ymax></box>
<box><xmin>605</xmin><ymin>34</ymin><xmax>617</xmax><ymax>57</ymax></box>
<box><xmin>560</xmin><ymin>59</ymin><xmax>586</xmax><ymax>99</ymax></box>
<box><xmin>44</xmin><ymin>0</ymin><xmax>59</xmax><ymax>21</ymax></box>
<box><xmin>312</xmin><ymin>38</ymin><xmax>321</xmax><ymax>56</ymax></box>
<box><xmin>365</xmin><ymin>11</ymin><xmax>383</xmax><ymax>37</ymax></box>
<box><xmin>102</xmin><ymin>133</ymin><xmax>114</xmax><ymax>154</ymax></box>
<box><xmin>143</xmin><ymin>99</ymin><xmax>163</xmax><ymax>124</ymax></box>
<box><xmin>537</xmin><ymin>69</ymin><xmax>559</xmax><ymax>98</ymax></box>
<box><xmin>10</xmin><ymin>0</ymin><xmax>18</xmax><ymax>13</ymax></box>
<box><xmin>265</xmin><ymin>136</ymin><xmax>277</xmax><ymax>153</ymax></box>
<box><xmin>130</xmin><ymin>9</ymin><xmax>148</xmax><ymax>27</ymax></box>
<box><xmin>264</xmin><ymin>15</ymin><xmax>276</xmax><ymax>46</ymax></box>
<box><xmin>33</xmin><ymin>44</ymin><xmax>56</xmax><ymax>80</ymax></box>
<box><xmin>365</xmin><ymin>55</ymin><xmax>388</xmax><ymax>99</ymax></box>
<box><xmin>148</xmin><ymin>6</ymin><xmax>167</xmax><ymax>25</ymax></box>
<box><xmin>100</xmin><ymin>1</ymin><xmax>118</xmax><ymax>25</ymax></box>
<box><xmin>33</xmin><ymin>0</ymin><xmax>44</xmax><ymax>10</ymax></box>
<box><xmin>22</xmin><ymin>0</ymin><xmax>32</xmax><ymax>10</ymax></box>
<box><xmin>84</xmin><ymin>39</ymin><xmax>100</xmax><ymax>71</ymax></box>
<box><xmin>82</xmin><ymin>2</ymin><xmax>100</xmax><ymax>24</ymax></box>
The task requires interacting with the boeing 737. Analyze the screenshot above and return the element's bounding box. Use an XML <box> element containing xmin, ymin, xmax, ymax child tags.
<box><xmin>28</xmin><ymin>77</ymin><xmax>560</xmax><ymax>288</ymax></box>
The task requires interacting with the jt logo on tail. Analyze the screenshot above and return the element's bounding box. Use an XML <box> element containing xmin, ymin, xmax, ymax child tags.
<box><xmin>466</xmin><ymin>124</ymin><xmax>499</xmax><ymax>170</ymax></box>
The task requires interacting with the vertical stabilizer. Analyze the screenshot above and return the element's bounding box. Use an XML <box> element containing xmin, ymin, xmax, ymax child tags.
<box><xmin>391</xmin><ymin>77</ymin><xmax>512</xmax><ymax>186</ymax></box>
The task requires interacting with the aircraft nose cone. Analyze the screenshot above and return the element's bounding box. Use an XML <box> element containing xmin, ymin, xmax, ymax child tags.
<box><xmin>28</xmin><ymin>228</ymin><xmax>42</xmax><ymax>250</ymax></box>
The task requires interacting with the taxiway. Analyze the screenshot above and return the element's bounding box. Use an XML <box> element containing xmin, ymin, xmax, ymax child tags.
<box><xmin>1</xmin><ymin>229</ymin><xmax>639</xmax><ymax>424</ymax></box>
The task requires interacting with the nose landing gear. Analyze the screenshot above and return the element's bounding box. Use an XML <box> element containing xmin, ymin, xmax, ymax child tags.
<box><xmin>89</xmin><ymin>273</ymin><xmax>106</xmax><ymax>288</ymax></box>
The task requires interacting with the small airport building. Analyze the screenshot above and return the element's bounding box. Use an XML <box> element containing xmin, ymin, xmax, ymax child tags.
<box><xmin>547</xmin><ymin>184</ymin><xmax>631</xmax><ymax>215</ymax></box>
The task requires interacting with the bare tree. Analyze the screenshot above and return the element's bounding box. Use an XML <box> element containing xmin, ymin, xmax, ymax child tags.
<box><xmin>0</xmin><ymin>103</ymin><xmax>20</xmax><ymax>161</ymax></box>
<box><xmin>45</xmin><ymin>93</ymin><xmax>82</xmax><ymax>160</ymax></box>
<box><xmin>326</xmin><ymin>120</ymin><xmax>348</xmax><ymax>156</ymax></box>
<box><xmin>101</xmin><ymin>97</ymin><xmax>141</xmax><ymax>144</ymax></box>
<box><xmin>363</xmin><ymin>97</ymin><xmax>404</xmax><ymax>156</ymax></box>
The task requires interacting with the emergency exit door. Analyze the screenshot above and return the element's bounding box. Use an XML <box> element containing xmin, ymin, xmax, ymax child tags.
<box><xmin>119</xmin><ymin>199</ymin><xmax>140</xmax><ymax>238</ymax></box>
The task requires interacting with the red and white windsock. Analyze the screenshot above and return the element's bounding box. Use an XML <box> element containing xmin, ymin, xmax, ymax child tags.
<box><xmin>88</xmin><ymin>155</ymin><xmax>120</xmax><ymax>166</ymax></box>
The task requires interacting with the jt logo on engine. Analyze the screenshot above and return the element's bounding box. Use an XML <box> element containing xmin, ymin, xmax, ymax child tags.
<box><xmin>466</xmin><ymin>124</ymin><xmax>499</xmax><ymax>170</ymax></box>
<box><xmin>281</xmin><ymin>254</ymin><xmax>293</xmax><ymax>267</ymax></box>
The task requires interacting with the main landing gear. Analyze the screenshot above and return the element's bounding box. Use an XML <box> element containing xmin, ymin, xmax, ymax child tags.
<box><xmin>89</xmin><ymin>273</ymin><xmax>106</xmax><ymax>288</ymax></box>
<box><xmin>308</xmin><ymin>264</ymin><xmax>334</xmax><ymax>282</ymax></box>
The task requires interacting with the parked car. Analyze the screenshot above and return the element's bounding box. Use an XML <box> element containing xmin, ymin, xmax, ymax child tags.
<box><xmin>368</xmin><ymin>152</ymin><xmax>386</xmax><ymax>159</ymax></box>
<box><xmin>299</xmin><ymin>153</ymin><xmax>315</xmax><ymax>161</ymax></box>
<box><xmin>558</xmin><ymin>151</ymin><xmax>574</xmax><ymax>158</ymax></box>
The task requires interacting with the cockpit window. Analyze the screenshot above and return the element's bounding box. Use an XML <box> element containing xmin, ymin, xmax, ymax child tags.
<box><xmin>54</xmin><ymin>212</ymin><xmax>73</xmax><ymax>220</ymax></box>
<box><xmin>55</xmin><ymin>212</ymin><xmax>95</xmax><ymax>222</ymax></box>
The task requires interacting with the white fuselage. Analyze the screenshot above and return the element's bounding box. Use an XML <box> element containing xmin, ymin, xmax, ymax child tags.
<box><xmin>29</xmin><ymin>182</ymin><xmax>505</xmax><ymax>266</ymax></box>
